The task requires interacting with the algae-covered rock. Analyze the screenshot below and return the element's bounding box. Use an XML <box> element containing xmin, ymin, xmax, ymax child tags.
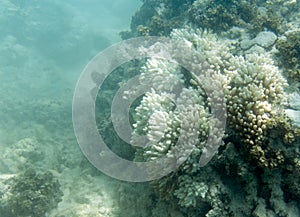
<box><xmin>1</xmin><ymin>169</ymin><xmax>63</xmax><ymax>217</ymax></box>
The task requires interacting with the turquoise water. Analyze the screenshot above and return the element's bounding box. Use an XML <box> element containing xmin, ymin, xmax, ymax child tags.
<box><xmin>0</xmin><ymin>1</ymin><xmax>142</xmax><ymax>216</ymax></box>
<box><xmin>1</xmin><ymin>0</ymin><xmax>300</xmax><ymax>217</ymax></box>
<box><xmin>0</xmin><ymin>0</ymin><xmax>141</xmax><ymax>146</ymax></box>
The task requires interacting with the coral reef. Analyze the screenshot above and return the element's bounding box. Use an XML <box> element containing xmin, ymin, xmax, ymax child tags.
<box><xmin>188</xmin><ymin>0</ymin><xmax>256</xmax><ymax>32</ymax></box>
<box><xmin>121</xmin><ymin>0</ymin><xmax>193</xmax><ymax>38</ymax></box>
<box><xmin>129</xmin><ymin>27</ymin><xmax>300</xmax><ymax>216</ymax></box>
<box><xmin>113</xmin><ymin>0</ymin><xmax>300</xmax><ymax>216</ymax></box>
<box><xmin>225</xmin><ymin>52</ymin><xmax>288</xmax><ymax>168</ymax></box>
<box><xmin>122</xmin><ymin>0</ymin><xmax>297</xmax><ymax>39</ymax></box>
<box><xmin>0</xmin><ymin>138</ymin><xmax>44</xmax><ymax>173</ymax></box>
<box><xmin>276</xmin><ymin>30</ymin><xmax>300</xmax><ymax>84</ymax></box>
<box><xmin>0</xmin><ymin>169</ymin><xmax>63</xmax><ymax>217</ymax></box>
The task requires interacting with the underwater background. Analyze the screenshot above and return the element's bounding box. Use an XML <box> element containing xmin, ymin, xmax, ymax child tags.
<box><xmin>0</xmin><ymin>0</ymin><xmax>300</xmax><ymax>217</ymax></box>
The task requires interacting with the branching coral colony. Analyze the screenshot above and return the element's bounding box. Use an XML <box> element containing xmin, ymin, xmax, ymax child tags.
<box><xmin>129</xmin><ymin>27</ymin><xmax>300</xmax><ymax>216</ymax></box>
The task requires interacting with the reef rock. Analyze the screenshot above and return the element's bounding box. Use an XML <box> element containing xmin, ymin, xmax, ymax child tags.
<box><xmin>241</xmin><ymin>31</ymin><xmax>277</xmax><ymax>50</ymax></box>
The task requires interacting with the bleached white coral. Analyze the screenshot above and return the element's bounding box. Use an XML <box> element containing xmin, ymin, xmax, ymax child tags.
<box><xmin>132</xmin><ymin>29</ymin><xmax>228</xmax><ymax>170</ymax></box>
<box><xmin>147</xmin><ymin>110</ymin><xmax>170</xmax><ymax>143</ymax></box>
<box><xmin>139</xmin><ymin>58</ymin><xmax>183</xmax><ymax>92</ymax></box>
<box><xmin>132</xmin><ymin>27</ymin><xmax>288</xmax><ymax>172</ymax></box>
<box><xmin>133</xmin><ymin>86</ymin><xmax>209</xmax><ymax>166</ymax></box>
<box><xmin>131</xmin><ymin>90</ymin><xmax>174</xmax><ymax>140</ymax></box>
